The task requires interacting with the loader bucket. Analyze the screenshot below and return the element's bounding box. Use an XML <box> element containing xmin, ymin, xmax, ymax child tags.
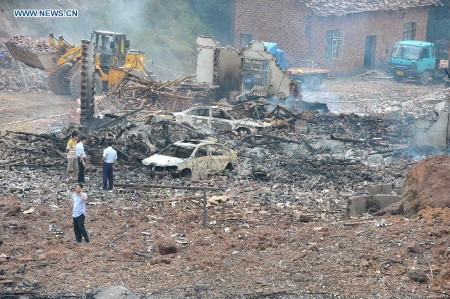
<box><xmin>5</xmin><ymin>42</ymin><xmax>57</xmax><ymax>71</ymax></box>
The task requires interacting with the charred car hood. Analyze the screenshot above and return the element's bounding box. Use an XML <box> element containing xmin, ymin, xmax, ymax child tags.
<box><xmin>142</xmin><ymin>154</ymin><xmax>185</xmax><ymax>166</ymax></box>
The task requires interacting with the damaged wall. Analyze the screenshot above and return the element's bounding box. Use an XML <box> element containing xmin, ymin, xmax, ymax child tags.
<box><xmin>411</xmin><ymin>101</ymin><xmax>450</xmax><ymax>149</ymax></box>
<box><xmin>196</xmin><ymin>36</ymin><xmax>292</xmax><ymax>99</ymax></box>
<box><xmin>241</xmin><ymin>41</ymin><xmax>292</xmax><ymax>98</ymax></box>
<box><xmin>196</xmin><ymin>36</ymin><xmax>240</xmax><ymax>94</ymax></box>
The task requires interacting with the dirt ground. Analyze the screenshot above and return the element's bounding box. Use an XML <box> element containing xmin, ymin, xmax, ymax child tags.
<box><xmin>0</xmin><ymin>92</ymin><xmax>77</xmax><ymax>133</ymax></box>
<box><xmin>0</xmin><ymin>78</ymin><xmax>449</xmax><ymax>299</ymax></box>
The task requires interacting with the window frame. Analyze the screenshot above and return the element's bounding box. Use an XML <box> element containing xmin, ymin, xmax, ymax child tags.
<box><xmin>403</xmin><ymin>22</ymin><xmax>416</xmax><ymax>41</ymax></box>
<box><xmin>325</xmin><ymin>30</ymin><xmax>344</xmax><ymax>60</ymax></box>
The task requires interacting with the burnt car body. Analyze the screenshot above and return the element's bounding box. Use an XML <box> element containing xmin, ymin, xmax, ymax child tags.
<box><xmin>142</xmin><ymin>139</ymin><xmax>237</xmax><ymax>178</ymax></box>
<box><xmin>173</xmin><ymin>106</ymin><xmax>271</xmax><ymax>134</ymax></box>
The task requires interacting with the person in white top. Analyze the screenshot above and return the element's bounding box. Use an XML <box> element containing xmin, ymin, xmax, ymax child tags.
<box><xmin>72</xmin><ymin>183</ymin><xmax>89</xmax><ymax>243</ymax></box>
<box><xmin>101</xmin><ymin>140</ymin><xmax>118</xmax><ymax>191</ymax></box>
<box><xmin>75</xmin><ymin>135</ymin><xmax>87</xmax><ymax>183</ymax></box>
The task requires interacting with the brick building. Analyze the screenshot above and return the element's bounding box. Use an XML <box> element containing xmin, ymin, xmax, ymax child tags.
<box><xmin>234</xmin><ymin>0</ymin><xmax>441</xmax><ymax>76</ymax></box>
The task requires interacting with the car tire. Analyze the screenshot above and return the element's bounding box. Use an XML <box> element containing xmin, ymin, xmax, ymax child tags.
<box><xmin>225</xmin><ymin>163</ymin><xmax>234</xmax><ymax>171</ymax></box>
<box><xmin>180</xmin><ymin>168</ymin><xmax>192</xmax><ymax>178</ymax></box>
<box><xmin>223</xmin><ymin>163</ymin><xmax>234</xmax><ymax>174</ymax></box>
<box><xmin>48</xmin><ymin>64</ymin><xmax>72</xmax><ymax>95</ymax></box>
<box><xmin>419</xmin><ymin>71</ymin><xmax>430</xmax><ymax>85</ymax></box>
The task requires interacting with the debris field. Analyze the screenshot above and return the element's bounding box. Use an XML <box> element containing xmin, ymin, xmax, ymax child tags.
<box><xmin>0</xmin><ymin>69</ymin><xmax>450</xmax><ymax>298</ymax></box>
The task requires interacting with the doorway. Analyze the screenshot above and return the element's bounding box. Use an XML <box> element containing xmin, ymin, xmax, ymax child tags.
<box><xmin>364</xmin><ymin>35</ymin><xmax>377</xmax><ymax>69</ymax></box>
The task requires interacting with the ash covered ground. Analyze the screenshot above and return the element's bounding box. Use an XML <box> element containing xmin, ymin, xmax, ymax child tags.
<box><xmin>0</xmin><ymin>76</ymin><xmax>449</xmax><ymax>299</ymax></box>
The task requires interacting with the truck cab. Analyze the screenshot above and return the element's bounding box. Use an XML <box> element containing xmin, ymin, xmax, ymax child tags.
<box><xmin>388</xmin><ymin>40</ymin><xmax>436</xmax><ymax>85</ymax></box>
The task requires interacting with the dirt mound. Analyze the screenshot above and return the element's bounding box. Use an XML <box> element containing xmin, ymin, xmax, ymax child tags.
<box><xmin>403</xmin><ymin>154</ymin><xmax>450</xmax><ymax>215</ymax></box>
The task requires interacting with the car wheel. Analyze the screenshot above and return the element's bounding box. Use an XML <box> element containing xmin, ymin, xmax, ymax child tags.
<box><xmin>225</xmin><ymin>163</ymin><xmax>234</xmax><ymax>171</ymax></box>
<box><xmin>223</xmin><ymin>163</ymin><xmax>234</xmax><ymax>174</ymax></box>
<box><xmin>419</xmin><ymin>71</ymin><xmax>430</xmax><ymax>85</ymax></box>
<box><xmin>237</xmin><ymin>127</ymin><xmax>251</xmax><ymax>136</ymax></box>
<box><xmin>180</xmin><ymin>168</ymin><xmax>192</xmax><ymax>178</ymax></box>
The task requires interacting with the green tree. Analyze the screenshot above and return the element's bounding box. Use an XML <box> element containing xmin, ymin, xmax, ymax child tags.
<box><xmin>189</xmin><ymin>0</ymin><xmax>234</xmax><ymax>45</ymax></box>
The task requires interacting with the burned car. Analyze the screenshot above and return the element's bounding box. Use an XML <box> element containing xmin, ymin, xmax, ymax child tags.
<box><xmin>173</xmin><ymin>106</ymin><xmax>271</xmax><ymax>135</ymax></box>
<box><xmin>142</xmin><ymin>139</ymin><xmax>237</xmax><ymax>178</ymax></box>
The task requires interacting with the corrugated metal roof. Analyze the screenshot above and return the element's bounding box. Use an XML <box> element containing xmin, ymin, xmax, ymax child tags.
<box><xmin>302</xmin><ymin>0</ymin><xmax>442</xmax><ymax>16</ymax></box>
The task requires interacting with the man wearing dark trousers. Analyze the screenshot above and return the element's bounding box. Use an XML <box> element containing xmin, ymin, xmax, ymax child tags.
<box><xmin>71</xmin><ymin>183</ymin><xmax>89</xmax><ymax>243</ymax></box>
<box><xmin>75</xmin><ymin>135</ymin><xmax>87</xmax><ymax>183</ymax></box>
<box><xmin>102</xmin><ymin>140</ymin><xmax>118</xmax><ymax>192</ymax></box>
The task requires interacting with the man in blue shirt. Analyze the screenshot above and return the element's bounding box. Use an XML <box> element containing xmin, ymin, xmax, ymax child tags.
<box><xmin>101</xmin><ymin>140</ymin><xmax>118</xmax><ymax>191</ymax></box>
<box><xmin>72</xmin><ymin>183</ymin><xmax>89</xmax><ymax>243</ymax></box>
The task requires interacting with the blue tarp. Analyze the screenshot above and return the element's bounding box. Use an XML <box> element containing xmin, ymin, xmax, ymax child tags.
<box><xmin>263</xmin><ymin>42</ymin><xmax>286</xmax><ymax>70</ymax></box>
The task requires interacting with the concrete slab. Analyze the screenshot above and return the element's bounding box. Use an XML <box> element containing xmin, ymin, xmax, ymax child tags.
<box><xmin>346</xmin><ymin>196</ymin><xmax>370</xmax><ymax>217</ymax></box>
<box><xmin>367</xmin><ymin>185</ymin><xmax>382</xmax><ymax>195</ymax></box>
<box><xmin>373</xmin><ymin>195</ymin><xmax>403</xmax><ymax>210</ymax></box>
<box><xmin>380</xmin><ymin>184</ymin><xmax>394</xmax><ymax>194</ymax></box>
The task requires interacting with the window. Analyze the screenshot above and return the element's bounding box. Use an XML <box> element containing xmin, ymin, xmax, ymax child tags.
<box><xmin>210</xmin><ymin>145</ymin><xmax>231</xmax><ymax>156</ymax></box>
<box><xmin>195</xmin><ymin>146</ymin><xmax>208</xmax><ymax>158</ymax></box>
<box><xmin>189</xmin><ymin>108</ymin><xmax>209</xmax><ymax>117</ymax></box>
<box><xmin>325</xmin><ymin>30</ymin><xmax>344</xmax><ymax>59</ymax></box>
<box><xmin>403</xmin><ymin>22</ymin><xmax>416</xmax><ymax>40</ymax></box>
<box><xmin>160</xmin><ymin>145</ymin><xmax>193</xmax><ymax>159</ymax></box>
<box><xmin>212</xmin><ymin>109</ymin><xmax>232</xmax><ymax>120</ymax></box>
<box><xmin>420</xmin><ymin>47</ymin><xmax>429</xmax><ymax>59</ymax></box>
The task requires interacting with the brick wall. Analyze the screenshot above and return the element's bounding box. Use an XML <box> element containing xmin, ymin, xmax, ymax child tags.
<box><xmin>308</xmin><ymin>8</ymin><xmax>429</xmax><ymax>75</ymax></box>
<box><xmin>234</xmin><ymin>0</ymin><xmax>310</xmax><ymax>58</ymax></box>
<box><xmin>234</xmin><ymin>0</ymin><xmax>429</xmax><ymax>76</ymax></box>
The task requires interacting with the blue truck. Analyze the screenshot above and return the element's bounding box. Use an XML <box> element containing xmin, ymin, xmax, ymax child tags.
<box><xmin>388</xmin><ymin>39</ymin><xmax>450</xmax><ymax>86</ymax></box>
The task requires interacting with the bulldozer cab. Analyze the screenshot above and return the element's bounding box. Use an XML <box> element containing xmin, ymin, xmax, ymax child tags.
<box><xmin>91</xmin><ymin>30</ymin><xmax>127</xmax><ymax>72</ymax></box>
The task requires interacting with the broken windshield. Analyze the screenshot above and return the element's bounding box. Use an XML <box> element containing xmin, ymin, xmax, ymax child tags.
<box><xmin>392</xmin><ymin>45</ymin><xmax>421</xmax><ymax>60</ymax></box>
<box><xmin>160</xmin><ymin>145</ymin><xmax>193</xmax><ymax>159</ymax></box>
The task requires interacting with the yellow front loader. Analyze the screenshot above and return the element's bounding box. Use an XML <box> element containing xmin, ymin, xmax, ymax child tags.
<box><xmin>6</xmin><ymin>30</ymin><xmax>151</xmax><ymax>97</ymax></box>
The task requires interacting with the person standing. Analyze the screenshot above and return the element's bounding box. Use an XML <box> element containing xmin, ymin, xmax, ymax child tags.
<box><xmin>101</xmin><ymin>140</ymin><xmax>117</xmax><ymax>191</ymax></box>
<box><xmin>71</xmin><ymin>183</ymin><xmax>89</xmax><ymax>243</ymax></box>
<box><xmin>75</xmin><ymin>135</ymin><xmax>87</xmax><ymax>183</ymax></box>
<box><xmin>66</xmin><ymin>132</ymin><xmax>78</xmax><ymax>182</ymax></box>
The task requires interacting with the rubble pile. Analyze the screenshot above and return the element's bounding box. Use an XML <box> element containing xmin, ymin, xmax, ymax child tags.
<box><xmin>103</xmin><ymin>72</ymin><xmax>207</xmax><ymax>113</ymax></box>
<box><xmin>0</xmin><ymin>109</ymin><xmax>416</xmax><ymax>218</ymax></box>
<box><xmin>0</xmin><ymin>43</ymin><xmax>49</xmax><ymax>93</ymax></box>
<box><xmin>6</xmin><ymin>35</ymin><xmax>54</xmax><ymax>53</ymax></box>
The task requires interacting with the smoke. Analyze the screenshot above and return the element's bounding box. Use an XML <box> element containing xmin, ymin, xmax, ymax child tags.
<box><xmin>1</xmin><ymin>0</ymin><xmax>205</xmax><ymax>80</ymax></box>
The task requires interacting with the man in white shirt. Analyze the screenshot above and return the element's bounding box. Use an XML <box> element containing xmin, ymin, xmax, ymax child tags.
<box><xmin>75</xmin><ymin>135</ymin><xmax>87</xmax><ymax>183</ymax></box>
<box><xmin>101</xmin><ymin>140</ymin><xmax>118</xmax><ymax>191</ymax></box>
<box><xmin>72</xmin><ymin>183</ymin><xmax>89</xmax><ymax>243</ymax></box>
